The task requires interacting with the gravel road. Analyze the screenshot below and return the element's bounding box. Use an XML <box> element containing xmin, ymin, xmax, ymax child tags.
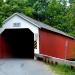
<box><xmin>0</xmin><ymin>59</ymin><xmax>56</xmax><ymax>75</ymax></box>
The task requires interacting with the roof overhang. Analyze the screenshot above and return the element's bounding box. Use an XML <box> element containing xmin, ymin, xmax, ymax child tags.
<box><xmin>0</xmin><ymin>13</ymin><xmax>75</xmax><ymax>39</ymax></box>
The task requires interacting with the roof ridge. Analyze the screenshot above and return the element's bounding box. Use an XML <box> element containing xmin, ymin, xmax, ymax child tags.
<box><xmin>1</xmin><ymin>12</ymin><xmax>75</xmax><ymax>39</ymax></box>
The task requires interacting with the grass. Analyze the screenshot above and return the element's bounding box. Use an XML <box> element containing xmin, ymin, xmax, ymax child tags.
<box><xmin>39</xmin><ymin>58</ymin><xmax>75</xmax><ymax>75</ymax></box>
<box><xmin>49</xmin><ymin>64</ymin><xmax>75</xmax><ymax>75</ymax></box>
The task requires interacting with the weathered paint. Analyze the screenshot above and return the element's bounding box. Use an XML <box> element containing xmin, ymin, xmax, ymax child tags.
<box><xmin>39</xmin><ymin>29</ymin><xmax>75</xmax><ymax>59</ymax></box>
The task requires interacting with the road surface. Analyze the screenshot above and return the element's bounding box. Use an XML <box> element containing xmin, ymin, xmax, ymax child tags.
<box><xmin>0</xmin><ymin>59</ymin><xmax>56</xmax><ymax>75</ymax></box>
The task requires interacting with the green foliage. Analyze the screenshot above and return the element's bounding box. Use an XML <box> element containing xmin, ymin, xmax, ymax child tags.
<box><xmin>26</xmin><ymin>0</ymin><xmax>37</xmax><ymax>6</ymax></box>
<box><xmin>69</xmin><ymin>0</ymin><xmax>75</xmax><ymax>4</ymax></box>
<box><xmin>50</xmin><ymin>64</ymin><xmax>75</xmax><ymax>75</ymax></box>
<box><xmin>46</xmin><ymin>0</ymin><xmax>65</xmax><ymax>26</ymax></box>
<box><xmin>33</xmin><ymin>0</ymin><xmax>48</xmax><ymax>21</ymax></box>
<box><xmin>23</xmin><ymin>7</ymin><xmax>34</xmax><ymax>17</ymax></box>
<box><xmin>0</xmin><ymin>0</ymin><xmax>75</xmax><ymax>37</ymax></box>
<box><xmin>65</xmin><ymin>3</ymin><xmax>75</xmax><ymax>36</ymax></box>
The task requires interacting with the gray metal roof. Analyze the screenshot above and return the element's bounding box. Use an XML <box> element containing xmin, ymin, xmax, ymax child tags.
<box><xmin>1</xmin><ymin>13</ymin><xmax>75</xmax><ymax>39</ymax></box>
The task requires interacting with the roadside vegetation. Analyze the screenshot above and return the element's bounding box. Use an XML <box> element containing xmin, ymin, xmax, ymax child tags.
<box><xmin>50</xmin><ymin>64</ymin><xmax>75</xmax><ymax>75</ymax></box>
<box><xmin>42</xmin><ymin>59</ymin><xmax>75</xmax><ymax>75</ymax></box>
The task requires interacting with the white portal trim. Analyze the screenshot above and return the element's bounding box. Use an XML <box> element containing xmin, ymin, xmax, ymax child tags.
<box><xmin>0</xmin><ymin>14</ymin><xmax>40</xmax><ymax>54</ymax></box>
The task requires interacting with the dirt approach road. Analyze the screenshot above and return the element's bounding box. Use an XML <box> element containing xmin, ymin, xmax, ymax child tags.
<box><xmin>0</xmin><ymin>59</ymin><xmax>56</xmax><ymax>75</ymax></box>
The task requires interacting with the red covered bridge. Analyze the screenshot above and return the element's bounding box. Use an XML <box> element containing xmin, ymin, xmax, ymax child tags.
<box><xmin>0</xmin><ymin>13</ymin><xmax>75</xmax><ymax>59</ymax></box>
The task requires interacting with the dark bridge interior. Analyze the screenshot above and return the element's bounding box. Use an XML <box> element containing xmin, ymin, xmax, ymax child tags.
<box><xmin>1</xmin><ymin>29</ymin><xmax>34</xmax><ymax>59</ymax></box>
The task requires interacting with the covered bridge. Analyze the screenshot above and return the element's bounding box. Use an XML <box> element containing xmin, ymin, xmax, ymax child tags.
<box><xmin>0</xmin><ymin>13</ymin><xmax>75</xmax><ymax>59</ymax></box>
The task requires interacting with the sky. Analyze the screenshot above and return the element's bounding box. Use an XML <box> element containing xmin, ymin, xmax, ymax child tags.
<box><xmin>3</xmin><ymin>0</ymin><xmax>6</xmax><ymax>2</ymax></box>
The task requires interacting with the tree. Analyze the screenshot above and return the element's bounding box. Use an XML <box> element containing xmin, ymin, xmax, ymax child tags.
<box><xmin>0</xmin><ymin>0</ymin><xmax>28</xmax><ymax>27</ymax></box>
<box><xmin>26</xmin><ymin>0</ymin><xmax>37</xmax><ymax>6</ymax></box>
<box><xmin>65</xmin><ymin>2</ymin><xmax>75</xmax><ymax>37</ymax></box>
<box><xmin>32</xmin><ymin>0</ymin><xmax>48</xmax><ymax>21</ymax></box>
<box><xmin>0</xmin><ymin>0</ymin><xmax>75</xmax><ymax>37</ymax></box>
<box><xmin>46</xmin><ymin>0</ymin><xmax>66</xmax><ymax>28</ymax></box>
<box><xmin>23</xmin><ymin>7</ymin><xmax>34</xmax><ymax>17</ymax></box>
<box><xmin>69</xmin><ymin>0</ymin><xmax>75</xmax><ymax>4</ymax></box>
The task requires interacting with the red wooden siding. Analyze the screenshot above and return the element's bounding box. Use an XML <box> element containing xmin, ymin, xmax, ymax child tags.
<box><xmin>0</xmin><ymin>28</ymin><xmax>75</xmax><ymax>59</ymax></box>
<box><xmin>67</xmin><ymin>38</ymin><xmax>75</xmax><ymax>59</ymax></box>
<box><xmin>39</xmin><ymin>29</ymin><xmax>75</xmax><ymax>59</ymax></box>
<box><xmin>0</xmin><ymin>35</ymin><xmax>11</xmax><ymax>58</ymax></box>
